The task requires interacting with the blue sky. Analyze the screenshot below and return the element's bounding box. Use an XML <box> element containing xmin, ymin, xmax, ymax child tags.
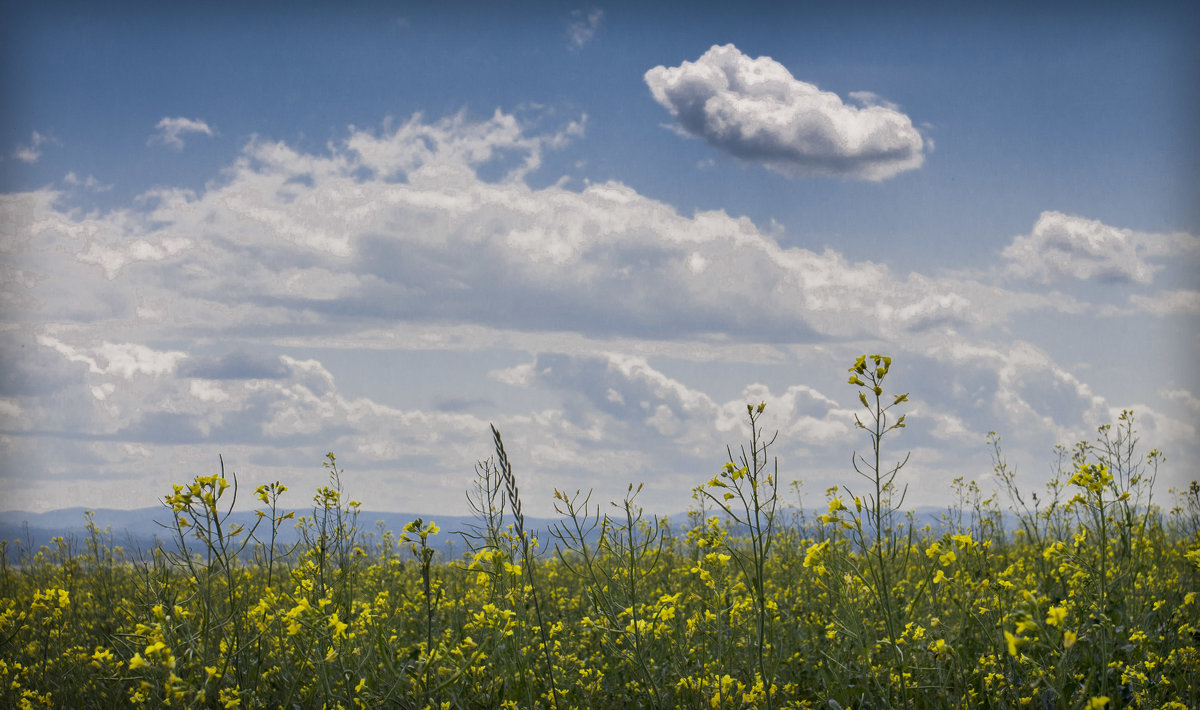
<box><xmin>2</xmin><ymin>1</ymin><xmax>1197</xmax><ymax>516</ymax></box>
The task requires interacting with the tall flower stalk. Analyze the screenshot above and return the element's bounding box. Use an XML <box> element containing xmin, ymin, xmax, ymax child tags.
<box><xmin>846</xmin><ymin>354</ymin><xmax>911</xmax><ymax>706</ymax></box>
<box><xmin>491</xmin><ymin>424</ymin><xmax>561</xmax><ymax>710</ymax></box>
<box><xmin>701</xmin><ymin>402</ymin><xmax>779</xmax><ymax>710</ymax></box>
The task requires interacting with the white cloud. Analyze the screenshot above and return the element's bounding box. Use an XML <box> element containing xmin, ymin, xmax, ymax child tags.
<box><xmin>2</xmin><ymin>109</ymin><xmax>1194</xmax><ymax>514</ymax></box>
<box><xmin>14</xmin><ymin>131</ymin><xmax>55</xmax><ymax>163</ymax></box>
<box><xmin>79</xmin><ymin>235</ymin><xmax>193</xmax><ymax>280</ymax></box>
<box><xmin>64</xmin><ymin>172</ymin><xmax>112</xmax><ymax>192</ymax></box>
<box><xmin>925</xmin><ymin>410</ymin><xmax>977</xmax><ymax>444</ymax></box>
<box><xmin>566</xmin><ymin>8</ymin><xmax>603</xmax><ymax>50</ymax></box>
<box><xmin>149</xmin><ymin>117</ymin><xmax>215</xmax><ymax>150</ymax></box>
<box><xmin>1164</xmin><ymin>388</ymin><xmax>1200</xmax><ymax>415</ymax></box>
<box><xmin>921</xmin><ymin>338</ymin><xmax>1109</xmax><ymax>447</ymax></box>
<box><xmin>343</xmin><ymin>109</ymin><xmax>584</xmax><ymax>182</ymax></box>
<box><xmin>0</xmin><ymin>398</ymin><xmax>27</xmax><ymax>429</ymax></box>
<box><xmin>35</xmin><ymin>336</ymin><xmax>187</xmax><ymax>379</ymax></box>
<box><xmin>644</xmin><ymin>44</ymin><xmax>926</xmax><ymax>180</ymax></box>
<box><xmin>1001</xmin><ymin>211</ymin><xmax>1186</xmax><ymax>285</ymax></box>
<box><xmin>2</xmin><ymin>110</ymin><xmax>1040</xmax><ymax>346</ymax></box>
<box><xmin>189</xmin><ymin>379</ymin><xmax>230</xmax><ymax>403</ymax></box>
<box><xmin>1127</xmin><ymin>289</ymin><xmax>1200</xmax><ymax>317</ymax></box>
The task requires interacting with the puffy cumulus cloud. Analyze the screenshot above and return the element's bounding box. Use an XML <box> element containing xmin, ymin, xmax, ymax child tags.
<box><xmin>644</xmin><ymin>44</ymin><xmax>926</xmax><ymax>180</ymax></box>
<box><xmin>505</xmin><ymin>351</ymin><xmax>717</xmax><ymax>444</ymax></box>
<box><xmin>2</xmin><ymin>110</ymin><xmax>1035</xmax><ymax>348</ymax></box>
<box><xmin>1001</xmin><ymin>211</ymin><xmax>1200</xmax><ymax>286</ymax></box>
<box><xmin>496</xmin><ymin>351</ymin><xmax>872</xmax><ymax>487</ymax></box>
<box><xmin>344</xmin><ymin>109</ymin><xmax>584</xmax><ymax>183</ymax></box>
<box><xmin>5</xmin><ymin>334</ymin><xmax>498</xmax><ymax>509</ymax></box>
<box><xmin>148</xmin><ymin>117</ymin><xmax>215</xmax><ymax>150</ymax></box>
<box><xmin>720</xmin><ymin>382</ymin><xmax>853</xmax><ymax>446</ymax></box>
<box><xmin>486</xmin><ymin>346</ymin><xmax>1128</xmax><ymax>510</ymax></box>
<box><xmin>917</xmin><ymin>338</ymin><xmax>1111</xmax><ymax>450</ymax></box>
<box><xmin>2</xmin><ymin>109</ymin><xmax>1190</xmax><ymax>514</ymax></box>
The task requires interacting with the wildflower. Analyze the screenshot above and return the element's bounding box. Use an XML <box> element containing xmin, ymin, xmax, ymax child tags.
<box><xmin>218</xmin><ymin>686</ymin><xmax>242</xmax><ymax>708</ymax></box>
<box><xmin>1085</xmin><ymin>698</ymin><xmax>1110</xmax><ymax>710</ymax></box>
<box><xmin>803</xmin><ymin>540</ymin><xmax>830</xmax><ymax>577</ymax></box>
<box><xmin>1004</xmin><ymin>631</ymin><xmax>1022</xmax><ymax>657</ymax></box>
<box><xmin>329</xmin><ymin>612</ymin><xmax>348</xmax><ymax>638</ymax></box>
<box><xmin>1046</xmin><ymin>606</ymin><xmax>1066</xmax><ymax>627</ymax></box>
<box><xmin>129</xmin><ymin>653</ymin><xmax>147</xmax><ymax>670</ymax></box>
<box><xmin>91</xmin><ymin>648</ymin><xmax>114</xmax><ymax>664</ymax></box>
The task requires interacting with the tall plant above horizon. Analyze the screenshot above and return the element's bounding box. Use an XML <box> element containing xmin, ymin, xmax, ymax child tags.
<box><xmin>845</xmin><ymin>354</ymin><xmax>913</xmax><ymax>706</ymax></box>
<box><xmin>490</xmin><ymin>424</ymin><xmax>562</xmax><ymax>710</ymax></box>
<box><xmin>700</xmin><ymin>402</ymin><xmax>780</xmax><ymax>710</ymax></box>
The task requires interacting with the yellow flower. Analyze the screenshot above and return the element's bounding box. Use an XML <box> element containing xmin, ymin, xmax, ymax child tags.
<box><xmin>1085</xmin><ymin>697</ymin><xmax>1110</xmax><ymax>710</ymax></box>
<box><xmin>1063</xmin><ymin>631</ymin><xmax>1077</xmax><ymax>648</ymax></box>
<box><xmin>1004</xmin><ymin>631</ymin><xmax>1021</xmax><ymax>657</ymax></box>
<box><xmin>128</xmin><ymin>653</ymin><xmax>147</xmax><ymax>670</ymax></box>
<box><xmin>1046</xmin><ymin>606</ymin><xmax>1066</xmax><ymax>627</ymax></box>
<box><xmin>802</xmin><ymin>540</ymin><xmax>830</xmax><ymax>574</ymax></box>
<box><xmin>92</xmin><ymin>648</ymin><xmax>114</xmax><ymax>663</ymax></box>
<box><xmin>329</xmin><ymin>612</ymin><xmax>348</xmax><ymax>638</ymax></box>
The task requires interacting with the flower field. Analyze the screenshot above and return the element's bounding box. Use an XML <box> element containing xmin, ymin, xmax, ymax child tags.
<box><xmin>2</xmin><ymin>357</ymin><xmax>1198</xmax><ymax>709</ymax></box>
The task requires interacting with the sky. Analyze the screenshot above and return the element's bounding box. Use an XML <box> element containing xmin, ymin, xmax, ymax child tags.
<box><xmin>1</xmin><ymin>1</ymin><xmax>1198</xmax><ymax>518</ymax></box>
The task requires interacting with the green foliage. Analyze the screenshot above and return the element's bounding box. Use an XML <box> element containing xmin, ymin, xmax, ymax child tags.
<box><xmin>1</xmin><ymin>357</ymin><xmax>1198</xmax><ymax>709</ymax></box>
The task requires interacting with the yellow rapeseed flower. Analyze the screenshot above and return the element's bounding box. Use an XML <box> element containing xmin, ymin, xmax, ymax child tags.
<box><xmin>1004</xmin><ymin>631</ymin><xmax>1021</xmax><ymax>657</ymax></box>
<box><xmin>1046</xmin><ymin>606</ymin><xmax>1066</xmax><ymax>627</ymax></box>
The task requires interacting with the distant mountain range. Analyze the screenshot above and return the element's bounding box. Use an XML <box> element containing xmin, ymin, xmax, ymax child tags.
<box><xmin>0</xmin><ymin>504</ymin><xmax>992</xmax><ymax>561</ymax></box>
<box><xmin>0</xmin><ymin>506</ymin><xmax>561</xmax><ymax>560</ymax></box>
